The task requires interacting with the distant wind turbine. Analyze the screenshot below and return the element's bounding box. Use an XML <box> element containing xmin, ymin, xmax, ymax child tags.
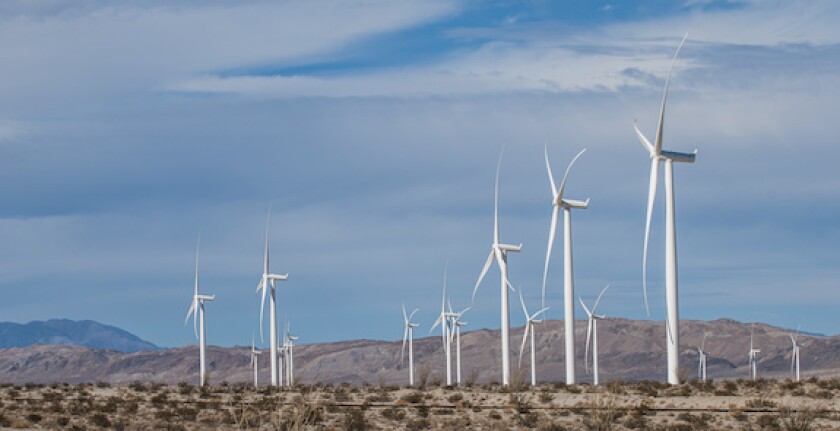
<box><xmin>256</xmin><ymin>205</ymin><xmax>289</xmax><ymax>387</ymax></box>
<box><xmin>634</xmin><ymin>34</ymin><xmax>697</xmax><ymax>385</ymax></box>
<box><xmin>696</xmin><ymin>333</ymin><xmax>708</xmax><ymax>383</ymax></box>
<box><xmin>542</xmin><ymin>147</ymin><xmax>588</xmax><ymax>384</ymax></box>
<box><xmin>401</xmin><ymin>304</ymin><xmax>420</xmax><ymax>386</ymax></box>
<box><xmin>431</xmin><ymin>263</ymin><xmax>456</xmax><ymax>386</ymax></box>
<box><xmin>579</xmin><ymin>285</ymin><xmax>609</xmax><ymax>386</ymax></box>
<box><xmin>284</xmin><ymin>322</ymin><xmax>298</xmax><ymax>386</ymax></box>
<box><xmin>185</xmin><ymin>236</ymin><xmax>215</xmax><ymax>387</ymax></box>
<box><xmin>517</xmin><ymin>291</ymin><xmax>548</xmax><ymax>386</ymax></box>
<box><xmin>472</xmin><ymin>149</ymin><xmax>522</xmax><ymax>386</ymax></box>
<box><xmin>748</xmin><ymin>326</ymin><xmax>760</xmax><ymax>381</ymax></box>
<box><xmin>790</xmin><ymin>326</ymin><xmax>801</xmax><ymax>382</ymax></box>
<box><xmin>448</xmin><ymin>302</ymin><xmax>470</xmax><ymax>386</ymax></box>
<box><xmin>250</xmin><ymin>334</ymin><xmax>262</xmax><ymax>388</ymax></box>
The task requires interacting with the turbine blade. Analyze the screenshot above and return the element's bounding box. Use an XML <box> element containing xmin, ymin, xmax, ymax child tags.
<box><xmin>642</xmin><ymin>158</ymin><xmax>659</xmax><ymax>316</ymax></box>
<box><xmin>578</xmin><ymin>297</ymin><xmax>591</xmax><ymax>317</ymax></box>
<box><xmin>430</xmin><ymin>314</ymin><xmax>443</xmax><ymax>333</ymax></box>
<box><xmin>518</xmin><ymin>323</ymin><xmax>530</xmax><ymax>369</ymax></box>
<box><xmin>402</xmin><ymin>303</ymin><xmax>408</xmax><ymax>323</ymax></box>
<box><xmin>259</xmin><ymin>280</ymin><xmax>267</xmax><ymax>342</ymax></box>
<box><xmin>194</xmin><ymin>235</ymin><xmax>201</xmax><ymax>297</ymax></box>
<box><xmin>442</xmin><ymin>261</ymin><xmax>448</xmax><ymax>313</ymax></box>
<box><xmin>654</xmin><ymin>34</ymin><xmax>688</xmax><ymax>155</ymax></box>
<box><xmin>542</xmin><ymin>206</ymin><xmax>559</xmax><ymax>309</ymax></box>
<box><xmin>592</xmin><ymin>284</ymin><xmax>610</xmax><ymax>314</ymax></box>
<box><xmin>790</xmin><ymin>351</ymin><xmax>795</xmax><ymax>375</ymax></box>
<box><xmin>533</xmin><ymin>307</ymin><xmax>550</xmax><ymax>320</ymax></box>
<box><xmin>264</xmin><ymin>204</ymin><xmax>272</xmax><ymax>275</ymax></box>
<box><xmin>557</xmin><ymin>148</ymin><xmax>586</xmax><ymax>202</ymax></box>
<box><xmin>519</xmin><ymin>291</ymin><xmax>529</xmax><ymax>318</ymax></box>
<box><xmin>401</xmin><ymin>327</ymin><xmax>408</xmax><ymax>364</ymax></box>
<box><xmin>408</xmin><ymin>308</ymin><xmax>419</xmax><ymax>322</ymax></box>
<box><xmin>544</xmin><ymin>145</ymin><xmax>557</xmax><ymax>197</ymax></box>
<box><xmin>494</xmin><ymin>149</ymin><xmax>503</xmax><ymax>245</ymax></box>
<box><xmin>472</xmin><ymin>251</ymin><xmax>495</xmax><ymax>303</ymax></box>
<box><xmin>634</xmin><ymin>122</ymin><xmax>655</xmax><ymax>154</ymax></box>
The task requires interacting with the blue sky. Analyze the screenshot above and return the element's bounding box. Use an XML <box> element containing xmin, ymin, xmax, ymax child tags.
<box><xmin>1</xmin><ymin>0</ymin><xmax>839</xmax><ymax>348</ymax></box>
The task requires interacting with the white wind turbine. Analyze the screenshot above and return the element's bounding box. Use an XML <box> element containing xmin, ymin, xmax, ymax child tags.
<box><xmin>284</xmin><ymin>323</ymin><xmax>299</xmax><ymax>386</ymax></box>
<box><xmin>748</xmin><ymin>326</ymin><xmax>760</xmax><ymax>381</ymax></box>
<box><xmin>696</xmin><ymin>334</ymin><xmax>708</xmax><ymax>383</ymax></box>
<box><xmin>472</xmin><ymin>150</ymin><xmax>522</xmax><ymax>386</ymax></box>
<box><xmin>790</xmin><ymin>326</ymin><xmax>801</xmax><ymax>382</ymax></box>
<box><xmin>541</xmin><ymin>147</ymin><xmax>588</xmax><ymax>384</ymax></box>
<box><xmin>401</xmin><ymin>304</ymin><xmax>420</xmax><ymax>386</ymax></box>
<box><xmin>517</xmin><ymin>292</ymin><xmax>549</xmax><ymax>386</ymax></box>
<box><xmin>579</xmin><ymin>285</ymin><xmax>609</xmax><ymax>386</ymax></box>
<box><xmin>256</xmin><ymin>205</ymin><xmax>289</xmax><ymax>387</ymax></box>
<box><xmin>185</xmin><ymin>237</ymin><xmax>215</xmax><ymax>387</ymax></box>
<box><xmin>634</xmin><ymin>34</ymin><xmax>697</xmax><ymax>385</ymax></box>
<box><xmin>250</xmin><ymin>335</ymin><xmax>262</xmax><ymax>388</ymax></box>
<box><xmin>448</xmin><ymin>302</ymin><xmax>471</xmax><ymax>386</ymax></box>
<box><xmin>431</xmin><ymin>263</ymin><xmax>456</xmax><ymax>386</ymax></box>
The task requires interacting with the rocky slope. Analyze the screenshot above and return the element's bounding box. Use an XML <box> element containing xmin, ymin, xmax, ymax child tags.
<box><xmin>0</xmin><ymin>318</ymin><xmax>836</xmax><ymax>385</ymax></box>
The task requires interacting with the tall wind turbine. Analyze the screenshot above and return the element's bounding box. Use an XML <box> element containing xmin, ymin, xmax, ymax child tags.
<box><xmin>542</xmin><ymin>147</ymin><xmax>588</xmax><ymax>384</ymax></box>
<box><xmin>256</xmin><ymin>205</ymin><xmax>290</xmax><ymax>387</ymax></box>
<box><xmin>185</xmin><ymin>237</ymin><xmax>215</xmax><ymax>387</ymax></box>
<box><xmin>448</xmin><ymin>302</ymin><xmax>470</xmax><ymax>386</ymax></box>
<box><xmin>401</xmin><ymin>304</ymin><xmax>420</xmax><ymax>386</ymax></box>
<box><xmin>579</xmin><ymin>285</ymin><xmax>609</xmax><ymax>386</ymax></box>
<box><xmin>748</xmin><ymin>327</ymin><xmax>760</xmax><ymax>381</ymax></box>
<box><xmin>431</xmin><ymin>263</ymin><xmax>455</xmax><ymax>386</ymax></box>
<box><xmin>696</xmin><ymin>333</ymin><xmax>708</xmax><ymax>383</ymax></box>
<box><xmin>634</xmin><ymin>34</ymin><xmax>697</xmax><ymax>385</ymax></box>
<box><xmin>250</xmin><ymin>334</ymin><xmax>262</xmax><ymax>388</ymax></box>
<box><xmin>518</xmin><ymin>291</ymin><xmax>548</xmax><ymax>386</ymax></box>
<box><xmin>472</xmin><ymin>150</ymin><xmax>522</xmax><ymax>386</ymax></box>
<box><xmin>790</xmin><ymin>326</ymin><xmax>801</xmax><ymax>382</ymax></box>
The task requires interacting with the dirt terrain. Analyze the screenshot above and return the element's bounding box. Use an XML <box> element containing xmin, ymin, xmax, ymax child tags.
<box><xmin>1</xmin><ymin>378</ymin><xmax>838</xmax><ymax>430</ymax></box>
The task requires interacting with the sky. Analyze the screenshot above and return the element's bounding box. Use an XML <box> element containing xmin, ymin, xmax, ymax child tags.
<box><xmin>1</xmin><ymin>0</ymin><xmax>839</xmax><ymax>348</ymax></box>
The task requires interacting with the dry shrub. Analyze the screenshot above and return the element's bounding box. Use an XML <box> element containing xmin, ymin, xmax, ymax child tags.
<box><xmin>780</xmin><ymin>404</ymin><xmax>819</xmax><ymax>431</ymax></box>
<box><xmin>342</xmin><ymin>408</ymin><xmax>367</xmax><ymax>431</ymax></box>
<box><xmin>584</xmin><ymin>395</ymin><xmax>621</xmax><ymax>431</ymax></box>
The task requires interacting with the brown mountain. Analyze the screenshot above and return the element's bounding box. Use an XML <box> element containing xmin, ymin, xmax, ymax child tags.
<box><xmin>0</xmin><ymin>318</ymin><xmax>837</xmax><ymax>385</ymax></box>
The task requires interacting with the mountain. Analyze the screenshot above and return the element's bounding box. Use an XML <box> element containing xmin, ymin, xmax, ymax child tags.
<box><xmin>0</xmin><ymin>318</ymin><xmax>838</xmax><ymax>385</ymax></box>
<box><xmin>0</xmin><ymin>319</ymin><xmax>157</xmax><ymax>353</ymax></box>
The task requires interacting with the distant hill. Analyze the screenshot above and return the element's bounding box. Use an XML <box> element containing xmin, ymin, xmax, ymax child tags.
<box><xmin>0</xmin><ymin>319</ymin><xmax>157</xmax><ymax>353</ymax></box>
<box><xmin>0</xmin><ymin>318</ymin><xmax>838</xmax><ymax>385</ymax></box>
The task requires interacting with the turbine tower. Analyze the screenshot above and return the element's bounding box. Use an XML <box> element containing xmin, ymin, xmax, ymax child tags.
<box><xmin>473</xmin><ymin>150</ymin><xmax>522</xmax><ymax>386</ymax></box>
<box><xmin>256</xmin><ymin>205</ymin><xmax>290</xmax><ymax>387</ymax></box>
<box><xmin>748</xmin><ymin>327</ymin><xmax>760</xmax><ymax>381</ymax></box>
<box><xmin>790</xmin><ymin>326</ymin><xmax>801</xmax><ymax>382</ymax></box>
<box><xmin>185</xmin><ymin>237</ymin><xmax>215</xmax><ymax>387</ymax></box>
<box><xmin>401</xmin><ymin>304</ymin><xmax>420</xmax><ymax>386</ymax></box>
<box><xmin>517</xmin><ymin>291</ymin><xmax>548</xmax><ymax>386</ymax></box>
<box><xmin>696</xmin><ymin>333</ymin><xmax>708</xmax><ymax>383</ymax></box>
<box><xmin>449</xmin><ymin>302</ymin><xmax>470</xmax><ymax>386</ymax></box>
<box><xmin>250</xmin><ymin>334</ymin><xmax>262</xmax><ymax>388</ymax></box>
<box><xmin>634</xmin><ymin>34</ymin><xmax>697</xmax><ymax>385</ymax></box>
<box><xmin>579</xmin><ymin>285</ymin><xmax>609</xmax><ymax>386</ymax></box>
<box><xmin>542</xmin><ymin>147</ymin><xmax>588</xmax><ymax>384</ymax></box>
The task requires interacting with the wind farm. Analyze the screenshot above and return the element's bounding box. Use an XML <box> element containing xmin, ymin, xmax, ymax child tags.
<box><xmin>3</xmin><ymin>0</ymin><xmax>840</xmax><ymax>429</ymax></box>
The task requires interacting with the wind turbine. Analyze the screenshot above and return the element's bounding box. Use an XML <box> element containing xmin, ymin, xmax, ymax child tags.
<box><xmin>579</xmin><ymin>285</ymin><xmax>609</xmax><ymax>386</ymax></box>
<box><xmin>517</xmin><ymin>291</ymin><xmax>548</xmax><ymax>386</ymax></box>
<box><xmin>256</xmin><ymin>205</ymin><xmax>290</xmax><ymax>387</ymax></box>
<box><xmin>696</xmin><ymin>333</ymin><xmax>708</xmax><ymax>383</ymax></box>
<box><xmin>401</xmin><ymin>304</ymin><xmax>420</xmax><ymax>386</ymax></box>
<box><xmin>634</xmin><ymin>34</ymin><xmax>697</xmax><ymax>385</ymax></box>
<box><xmin>448</xmin><ymin>302</ymin><xmax>471</xmax><ymax>386</ymax></box>
<box><xmin>472</xmin><ymin>150</ymin><xmax>522</xmax><ymax>386</ymax></box>
<box><xmin>790</xmin><ymin>326</ymin><xmax>801</xmax><ymax>382</ymax></box>
<box><xmin>431</xmin><ymin>263</ymin><xmax>456</xmax><ymax>386</ymax></box>
<box><xmin>185</xmin><ymin>237</ymin><xmax>215</xmax><ymax>387</ymax></box>
<box><xmin>284</xmin><ymin>322</ymin><xmax>298</xmax><ymax>386</ymax></box>
<box><xmin>250</xmin><ymin>334</ymin><xmax>262</xmax><ymax>388</ymax></box>
<box><xmin>748</xmin><ymin>326</ymin><xmax>760</xmax><ymax>381</ymax></box>
<box><xmin>541</xmin><ymin>147</ymin><xmax>588</xmax><ymax>384</ymax></box>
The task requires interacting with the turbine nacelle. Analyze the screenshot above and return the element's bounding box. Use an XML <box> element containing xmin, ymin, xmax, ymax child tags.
<box><xmin>195</xmin><ymin>294</ymin><xmax>215</xmax><ymax>302</ymax></box>
<box><xmin>560</xmin><ymin>198</ymin><xmax>590</xmax><ymax>209</ymax></box>
<box><xmin>497</xmin><ymin>243</ymin><xmax>523</xmax><ymax>253</ymax></box>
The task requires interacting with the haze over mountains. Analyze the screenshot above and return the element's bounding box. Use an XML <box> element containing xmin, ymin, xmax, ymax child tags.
<box><xmin>0</xmin><ymin>318</ymin><xmax>837</xmax><ymax>385</ymax></box>
<box><xmin>0</xmin><ymin>319</ymin><xmax>157</xmax><ymax>353</ymax></box>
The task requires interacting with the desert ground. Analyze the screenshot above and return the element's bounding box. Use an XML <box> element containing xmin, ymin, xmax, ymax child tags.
<box><xmin>1</xmin><ymin>377</ymin><xmax>839</xmax><ymax>430</ymax></box>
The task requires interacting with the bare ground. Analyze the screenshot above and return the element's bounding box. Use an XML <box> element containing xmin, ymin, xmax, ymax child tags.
<box><xmin>1</xmin><ymin>378</ymin><xmax>839</xmax><ymax>430</ymax></box>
